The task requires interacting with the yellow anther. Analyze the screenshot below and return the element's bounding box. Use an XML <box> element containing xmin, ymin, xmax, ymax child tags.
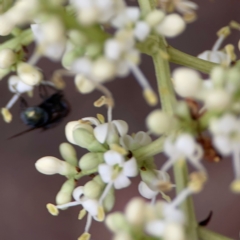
<box><xmin>97</xmin><ymin>206</ymin><xmax>105</xmax><ymax>222</ymax></box>
<box><xmin>143</xmin><ymin>89</ymin><xmax>158</xmax><ymax>106</ymax></box>
<box><xmin>78</xmin><ymin>232</ymin><xmax>91</xmax><ymax>240</ymax></box>
<box><xmin>97</xmin><ymin>114</ymin><xmax>105</xmax><ymax>124</ymax></box>
<box><xmin>225</xmin><ymin>44</ymin><xmax>237</xmax><ymax>61</ymax></box>
<box><xmin>27</xmin><ymin>90</ymin><xmax>33</xmax><ymax>98</ymax></box>
<box><xmin>157</xmin><ymin>181</ymin><xmax>173</xmax><ymax>193</ymax></box>
<box><xmin>189</xmin><ymin>171</ymin><xmax>207</xmax><ymax>184</ymax></box>
<box><xmin>230</xmin><ymin>179</ymin><xmax>240</xmax><ymax>193</ymax></box>
<box><xmin>110</xmin><ymin>143</ymin><xmax>128</xmax><ymax>155</ymax></box>
<box><xmin>183</xmin><ymin>12</ymin><xmax>197</xmax><ymax>23</ymax></box>
<box><xmin>46</xmin><ymin>203</ymin><xmax>59</xmax><ymax>216</ymax></box>
<box><xmin>78</xmin><ymin>209</ymin><xmax>87</xmax><ymax>220</ymax></box>
<box><xmin>217</xmin><ymin>26</ymin><xmax>231</xmax><ymax>38</ymax></box>
<box><xmin>94</xmin><ymin>96</ymin><xmax>114</xmax><ymax>108</ymax></box>
<box><xmin>1</xmin><ymin>108</ymin><xmax>12</xmax><ymax>123</ymax></box>
<box><xmin>229</xmin><ymin>20</ymin><xmax>240</xmax><ymax>30</ymax></box>
<box><xmin>52</xmin><ymin>74</ymin><xmax>66</xmax><ymax>90</ymax></box>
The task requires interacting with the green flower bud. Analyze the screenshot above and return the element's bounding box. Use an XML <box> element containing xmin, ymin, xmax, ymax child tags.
<box><xmin>140</xmin><ymin>168</ymin><xmax>157</xmax><ymax>186</ymax></box>
<box><xmin>62</xmin><ymin>48</ymin><xmax>84</xmax><ymax>69</ymax></box>
<box><xmin>174</xmin><ymin>101</ymin><xmax>191</xmax><ymax>119</ymax></box>
<box><xmin>68</xmin><ymin>30</ymin><xmax>87</xmax><ymax>46</ymax></box>
<box><xmin>85</xmin><ymin>43</ymin><xmax>102</xmax><ymax>58</ymax></box>
<box><xmin>210</xmin><ymin>66</ymin><xmax>226</xmax><ymax>87</ymax></box>
<box><xmin>105</xmin><ymin>212</ymin><xmax>128</xmax><ymax>233</ymax></box>
<box><xmin>56</xmin><ymin>179</ymin><xmax>75</xmax><ymax>205</ymax></box>
<box><xmin>103</xmin><ymin>187</ymin><xmax>115</xmax><ymax>212</ymax></box>
<box><xmin>227</xmin><ymin>68</ymin><xmax>240</xmax><ymax>86</ymax></box>
<box><xmin>73</xmin><ymin>128</ymin><xmax>107</xmax><ymax>152</ymax></box>
<box><xmin>59</xmin><ymin>142</ymin><xmax>78</xmax><ymax>166</ymax></box>
<box><xmin>79</xmin><ymin>152</ymin><xmax>104</xmax><ymax>171</ymax></box>
<box><xmin>83</xmin><ymin>180</ymin><xmax>103</xmax><ymax>199</ymax></box>
<box><xmin>92</xmin><ymin>175</ymin><xmax>105</xmax><ymax>187</ymax></box>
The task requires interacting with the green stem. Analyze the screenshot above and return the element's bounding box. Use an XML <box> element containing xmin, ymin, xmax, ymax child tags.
<box><xmin>167</xmin><ymin>45</ymin><xmax>217</xmax><ymax>74</ymax></box>
<box><xmin>75</xmin><ymin>168</ymin><xmax>98</xmax><ymax>180</ymax></box>
<box><xmin>133</xmin><ymin>136</ymin><xmax>165</xmax><ymax>162</ymax></box>
<box><xmin>174</xmin><ymin>161</ymin><xmax>198</xmax><ymax>240</ymax></box>
<box><xmin>198</xmin><ymin>227</ymin><xmax>234</xmax><ymax>240</ymax></box>
<box><xmin>137</xmin><ymin>1</ymin><xmax>198</xmax><ymax>239</ymax></box>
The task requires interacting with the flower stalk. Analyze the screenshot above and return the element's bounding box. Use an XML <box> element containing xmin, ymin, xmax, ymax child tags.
<box><xmin>198</xmin><ymin>227</ymin><xmax>234</xmax><ymax>240</ymax></box>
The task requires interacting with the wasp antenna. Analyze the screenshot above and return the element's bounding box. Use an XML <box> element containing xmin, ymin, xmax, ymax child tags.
<box><xmin>199</xmin><ymin>211</ymin><xmax>213</xmax><ymax>226</ymax></box>
<box><xmin>7</xmin><ymin>127</ymin><xmax>37</xmax><ymax>140</ymax></box>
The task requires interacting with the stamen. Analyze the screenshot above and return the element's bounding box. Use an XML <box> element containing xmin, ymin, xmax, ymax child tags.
<box><xmin>225</xmin><ymin>44</ymin><xmax>237</xmax><ymax>62</ymax></box>
<box><xmin>78</xmin><ymin>209</ymin><xmax>87</xmax><ymax>220</ymax></box>
<box><xmin>6</xmin><ymin>93</ymin><xmax>20</xmax><ymax>109</ymax></box>
<box><xmin>110</xmin><ymin>143</ymin><xmax>128</xmax><ymax>155</ymax></box>
<box><xmin>233</xmin><ymin>147</ymin><xmax>240</xmax><ymax>180</ymax></box>
<box><xmin>229</xmin><ymin>20</ymin><xmax>240</xmax><ymax>30</ymax></box>
<box><xmin>212</xmin><ymin>35</ymin><xmax>225</xmax><ymax>52</ymax></box>
<box><xmin>170</xmin><ymin>188</ymin><xmax>192</xmax><ymax>208</ymax></box>
<box><xmin>56</xmin><ymin>201</ymin><xmax>82</xmax><ymax>210</ymax></box>
<box><xmin>99</xmin><ymin>182</ymin><xmax>113</xmax><ymax>205</ymax></box>
<box><xmin>46</xmin><ymin>203</ymin><xmax>59</xmax><ymax>216</ymax></box>
<box><xmin>161</xmin><ymin>157</ymin><xmax>177</xmax><ymax>172</ymax></box>
<box><xmin>151</xmin><ymin>196</ymin><xmax>156</xmax><ymax>205</ymax></box>
<box><xmin>78</xmin><ymin>232</ymin><xmax>91</xmax><ymax>240</ymax></box>
<box><xmin>84</xmin><ymin>213</ymin><xmax>93</xmax><ymax>233</ymax></box>
<box><xmin>27</xmin><ymin>49</ymin><xmax>41</xmax><ymax>66</ymax></box>
<box><xmin>188</xmin><ymin>156</ymin><xmax>206</xmax><ymax>173</ymax></box>
<box><xmin>97</xmin><ymin>114</ymin><xmax>105</xmax><ymax>124</ymax></box>
<box><xmin>143</xmin><ymin>89</ymin><xmax>158</xmax><ymax>106</ymax></box>
<box><xmin>1</xmin><ymin>108</ymin><xmax>12</xmax><ymax>123</ymax></box>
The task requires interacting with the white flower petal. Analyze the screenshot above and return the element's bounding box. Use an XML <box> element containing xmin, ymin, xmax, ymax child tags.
<box><xmin>175</xmin><ymin>134</ymin><xmax>196</xmax><ymax>156</ymax></box>
<box><xmin>104</xmin><ymin>150</ymin><xmax>124</xmax><ymax>166</ymax></box>
<box><xmin>81</xmin><ymin>117</ymin><xmax>100</xmax><ymax>126</ymax></box>
<box><xmin>138</xmin><ymin>181</ymin><xmax>158</xmax><ymax>199</ymax></box>
<box><xmin>145</xmin><ymin>220</ymin><xmax>166</xmax><ymax>237</ymax></box>
<box><xmin>94</xmin><ymin>123</ymin><xmax>109</xmax><ymax>143</ymax></box>
<box><xmin>104</xmin><ymin>39</ymin><xmax>123</xmax><ymax>60</ymax></box>
<box><xmin>82</xmin><ymin>199</ymin><xmax>98</xmax><ymax>217</ymax></box>
<box><xmin>123</xmin><ymin>157</ymin><xmax>138</xmax><ymax>177</ymax></box>
<box><xmin>72</xmin><ymin>186</ymin><xmax>84</xmax><ymax>201</ymax></box>
<box><xmin>163</xmin><ymin>204</ymin><xmax>185</xmax><ymax>224</ymax></box>
<box><xmin>134</xmin><ymin>131</ymin><xmax>152</xmax><ymax>146</ymax></box>
<box><xmin>112</xmin><ymin>120</ymin><xmax>128</xmax><ymax>136</ymax></box>
<box><xmin>114</xmin><ymin>173</ymin><xmax>131</xmax><ymax>189</ymax></box>
<box><xmin>164</xmin><ymin>138</ymin><xmax>178</xmax><ymax>158</ymax></box>
<box><xmin>156</xmin><ymin>170</ymin><xmax>170</xmax><ymax>182</ymax></box>
<box><xmin>98</xmin><ymin>164</ymin><xmax>112</xmax><ymax>183</ymax></box>
<box><xmin>134</xmin><ymin>21</ymin><xmax>150</xmax><ymax>42</ymax></box>
<box><xmin>125</xmin><ymin>7</ymin><xmax>140</xmax><ymax>22</ymax></box>
<box><xmin>213</xmin><ymin>135</ymin><xmax>232</xmax><ymax>155</ymax></box>
<box><xmin>71</xmin><ymin>57</ymin><xmax>93</xmax><ymax>75</ymax></box>
<box><xmin>119</xmin><ymin>135</ymin><xmax>135</xmax><ymax>150</ymax></box>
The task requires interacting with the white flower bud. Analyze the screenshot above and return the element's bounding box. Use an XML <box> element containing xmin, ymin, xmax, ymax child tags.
<box><xmin>145</xmin><ymin>10</ymin><xmax>165</xmax><ymax>27</ymax></box>
<box><xmin>77</xmin><ymin>8</ymin><xmax>99</xmax><ymax>26</ymax></box>
<box><xmin>134</xmin><ymin>21</ymin><xmax>150</xmax><ymax>42</ymax></box>
<box><xmin>92</xmin><ymin>58</ymin><xmax>116</xmax><ymax>82</ymax></box>
<box><xmin>155</xmin><ymin>14</ymin><xmax>186</xmax><ymax>38</ymax></box>
<box><xmin>75</xmin><ymin>74</ymin><xmax>95</xmax><ymax>94</ymax></box>
<box><xmin>114</xmin><ymin>233</ymin><xmax>133</xmax><ymax>240</ymax></box>
<box><xmin>205</xmin><ymin>89</ymin><xmax>231</xmax><ymax>111</ymax></box>
<box><xmin>17</xmin><ymin>62</ymin><xmax>43</xmax><ymax>86</ymax></box>
<box><xmin>173</xmin><ymin>68</ymin><xmax>202</xmax><ymax>97</ymax></box>
<box><xmin>35</xmin><ymin>156</ymin><xmax>78</xmax><ymax>176</ymax></box>
<box><xmin>0</xmin><ymin>16</ymin><xmax>14</xmax><ymax>36</ymax></box>
<box><xmin>0</xmin><ymin>49</ymin><xmax>16</xmax><ymax>69</ymax></box>
<box><xmin>163</xmin><ymin>223</ymin><xmax>185</xmax><ymax>240</ymax></box>
<box><xmin>210</xmin><ymin>66</ymin><xmax>226</xmax><ymax>87</ymax></box>
<box><xmin>65</xmin><ymin>121</ymin><xmax>93</xmax><ymax>145</ymax></box>
<box><xmin>56</xmin><ymin>179</ymin><xmax>75</xmax><ymax>205</ymax></box>
<box><xmin>146</xmin><ymin>110</ymin><xmax>172</xmax><ymax>135</ymax></box>
<box><xmin>125</xmin><ymin>197</ymin><xmax>146</xmax><ymax>226</ymax></box>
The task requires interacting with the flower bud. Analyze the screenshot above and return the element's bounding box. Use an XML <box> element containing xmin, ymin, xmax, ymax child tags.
<box><xmin>75</xmin><ymin>74</ymin><xmax>95</xmax><ymax>94</ymax></box>
<box><xmin>163</xmin><ymin>223</ymin><xmax>185</xmax><ymax>240</ymax></box>
<box><xmin>103</xmin><ymin>187</ymin><xmax>115</xmax><ymax>212</ymax></box>
<box><xmin>0</xmin><ymin>16</ymin><xmax>14</xmax><ymax>36</ymax></box>
<box><xmin>114</xmin><ymin>233</ymin><xmax>133</xmax><ymax>240</ymax></box>
<box><xmin>79</xmin><ymin>152</ymin><xmax>104</xmax><ymax>171</ymax></box>
<box><xmin>173</xmin><ymin>68</ymin><xmax>202</xmax><ymax>97</ymax></box>
<box><xmin>205</xmin><ymin>89</ymin><xmax>231</xmax><ymax>111</ymax></box>
<box><xmin>92</xmin><ymin>57</ymin><xmax>116</xmax><ymax>82</ymax></box>
<box><xmin>83</xmin><ymin>180</ymin><xmax>103</xmax><ymax>199</ymax></box>
<box><xmin>146</xmin><ymin>110</ymin><xmax>172</xmax><ymax>135</ymax></box>
<box><xmin>59</xmin><ymin>142</ymin><xmax>78</xmax><ymax>166</ymax></box>
<box><xmin>125</xmin><ymin>197</ymin><xmax>146</xmax><ymax>227</ymax></box>
<box><xmin>0</xmin><ymin>49</ymin><xmax>16</xmax><ymax>69</ymax></box>
<box><xmin>77</xmin><ymin>8</ymin><xmax>99</xmax><ymax>26</ymax></box>
<box><xmin>65</xmin><ymin>121</ymin><xmax>93</xmax><ymax>145</ymax></box>
<box><xmin>105</xmin><ymin>212</ymin><xmax>128</xmax><ymax>233</ymax></box>
<box><xmin>155</xmin><ymin>14</ymin><xmax>186</xmax><ymax>38</ymax></box>
<box><xmin>56</xmin><ymin>179</ymin><xmax>75</xmax><ymax>205</ymax></box>
<box><xmin>17</xmin><ymin>62</ymin><xmax>43</xmax><ymax>86</ymax></box>
<box><xmin>210</xmin><ymin>66</ymin><xmax>226</xmax><ymax>87</ymax></box>
<box><xmin>35</xmin><ymin>156</ymin><xmax>78</xmax><ymax>176</ymax></box>
<box><xmin>145</xmin><ymin>10</ymin><xmax>165</xmax><ymax>27</ymax></box>
<box><xmin>73</xmin><ymin>128</ymin><xmax>107</xmax><ymax>152</ymax></box>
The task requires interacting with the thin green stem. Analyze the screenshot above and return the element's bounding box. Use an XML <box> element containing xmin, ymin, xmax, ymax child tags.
<box><xmin>75</xmin><ymin>168</ymin><xmax>98</xmax><ymax>180</ymax></box>
<box><xmin>133</xmin><ymin>136</ymin><xmax>165</xmax><ymax>162</ymax></box>
<box><xmin>167</xmin><ymin>45</ymin><xmax>217</xmax><ymax>74</ymax></box>
<box><xmin>198</xmin><ymin>227</ymin><xmax>234</xmax><ymax>240</ymax></box>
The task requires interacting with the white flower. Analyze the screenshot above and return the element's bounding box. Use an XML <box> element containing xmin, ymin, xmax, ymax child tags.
<box><xmin>31</xmin><ymin>20</ymin><xmax>66</xmax><ymax>61</ymax></box>
<box><xmin>8</xmin><ymin>75</ymin><xmax>33</xmax><ymax>94</ymax></box>
<box><xmin>120</xmin><ymin>131</ymin><xmax>152</xmax><ymax>151</ymax></box>
<box><xmin>98</xmin><ymin>150</ymin><xmax>138</xmax><ymax>189</ymax></box>
<box><xmin>82</xmin><ymin>117</ymin><xmax>128</xmax><ymax>144</ymax></box>
<box><xmin>162</xmin><ymin>134</ymin><xmax>205</xmax><ymax>172</ymax></box>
